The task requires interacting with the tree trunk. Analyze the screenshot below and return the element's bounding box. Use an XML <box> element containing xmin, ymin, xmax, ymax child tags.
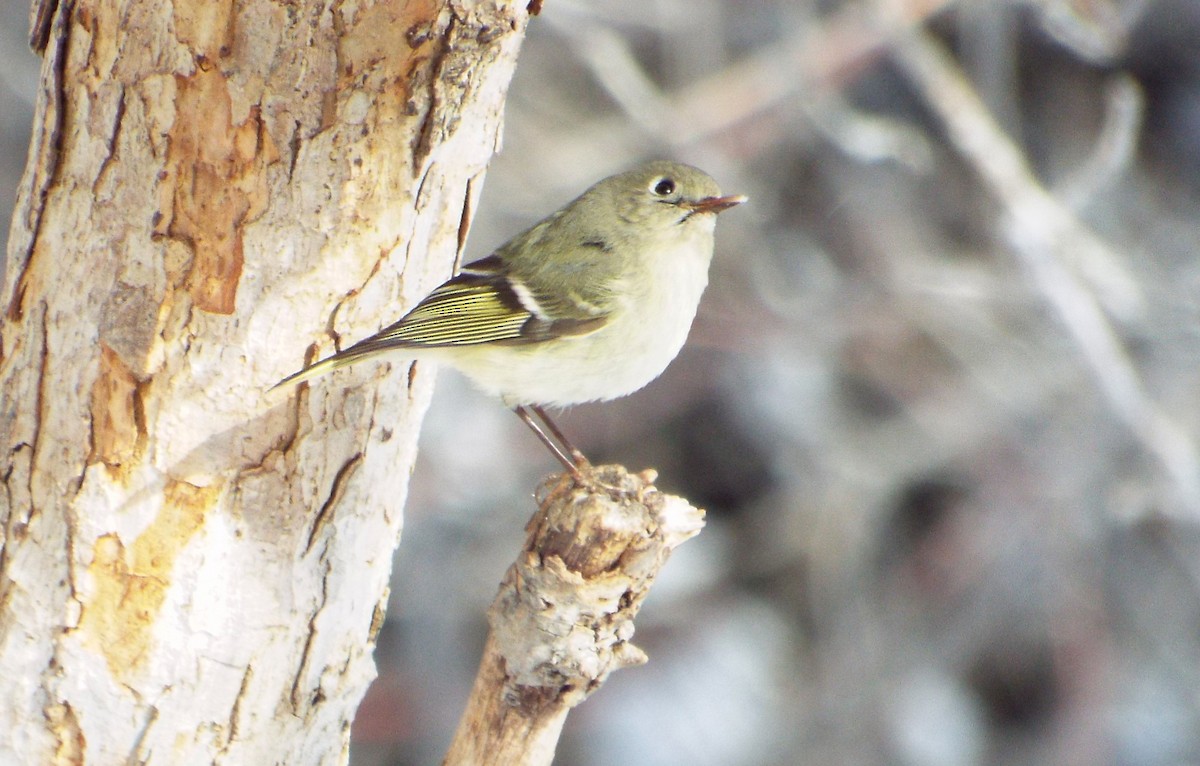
<box><xmin>0</xmin><ymin>0</ymin><xmax>529</xmax><ymax>762</ymax></box>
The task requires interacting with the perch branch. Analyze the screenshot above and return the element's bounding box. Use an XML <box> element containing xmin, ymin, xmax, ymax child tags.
<box><xmin>443</xmin><ymin>465</ymin><xmax>705</xmax><ymax>766</ymax></box>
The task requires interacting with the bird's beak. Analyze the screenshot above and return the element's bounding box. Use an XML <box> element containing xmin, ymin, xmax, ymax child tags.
<box><xmin>687</xmin><ymin>194</ymin><xmax>748</xmax><ymax>214</ymax></box>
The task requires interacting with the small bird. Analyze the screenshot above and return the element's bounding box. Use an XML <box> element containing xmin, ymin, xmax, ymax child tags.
<box><xmin>274</xmin><ymin>160</ymin><xmax>745</xmax><ymax>475</ymax></box>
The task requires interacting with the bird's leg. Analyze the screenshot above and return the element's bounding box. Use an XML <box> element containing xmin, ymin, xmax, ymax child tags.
<box><xmin>514</xmin><ymin>405</ymin><xmax>584</xmax><ymax>480</ymax></box>
<box><xmin>529</xmin><ymin>404</ymin><xmax>590</xmax><ymax>467</ymax></box>
<box><xmin>517</xmin><ymin>406</ymin><xmax>635</xmax><ymax>502</ymax></box>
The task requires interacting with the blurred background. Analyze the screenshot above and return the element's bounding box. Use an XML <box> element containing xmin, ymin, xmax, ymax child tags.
<box><xmin>6</xmin><ymin>0</ymin><xmax>1200</xmax><ymax>764</ymax></box>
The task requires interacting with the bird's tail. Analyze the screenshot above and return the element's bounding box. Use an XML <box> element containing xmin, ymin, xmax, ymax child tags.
<box><xmin>270</xmin><ymin>348</ymin><xmax>375</xmax><ymax>391</ymax></box>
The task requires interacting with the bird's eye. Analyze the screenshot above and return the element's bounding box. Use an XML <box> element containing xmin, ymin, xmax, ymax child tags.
<box><xmin>652</xmin><ymin>178</ymin><xmax>676</xmax><ymax>197</ymax></box>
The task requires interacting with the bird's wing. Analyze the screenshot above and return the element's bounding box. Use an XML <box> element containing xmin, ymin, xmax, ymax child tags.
<box><xmin>272</xmin><ymin>257</ymin><xmax>610</xmax><ymax>390</ymax></box>
<box><xmin>348</xmin><ymin>255</ymin><xmax>607</xmax><ymax>354</ymax></box>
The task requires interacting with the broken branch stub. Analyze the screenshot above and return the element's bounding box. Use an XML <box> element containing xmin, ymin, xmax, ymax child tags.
<box><xmin>444</xmin><ymin>465</ymin><xmax>706</xmax><ymax>766</ymax></box>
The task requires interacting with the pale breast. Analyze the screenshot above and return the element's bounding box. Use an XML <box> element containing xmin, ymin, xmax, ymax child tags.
<box><xmin>446</xmin><ymin>228</ymin><xmax>715</xmax><ymax>407</ymax></box>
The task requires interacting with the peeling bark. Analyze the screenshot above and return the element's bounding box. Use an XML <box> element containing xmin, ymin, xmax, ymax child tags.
<box><xmin>0</xmin><ymin>0</ymin><xmax>529</xmax><ymax>763</ymax></box>
<box><xmin>444</xmin><ymin>466</ymin><xmax>706</xmax><ymax>766</ymax></box>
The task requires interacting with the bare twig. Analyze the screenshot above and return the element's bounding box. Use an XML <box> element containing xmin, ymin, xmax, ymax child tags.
<box><xmin>533</xmin><ymin>0</ymin><xmax>960</xmax><ymax>163</ymax></box>
<box><xmin>1055</xmin><ymin>74</ymin><xmax>1144</xmax><ymax>210</ymax></box>
<box><xmin>1033</xmin><ymin>0</ymin><xmax>1145</xmax><ymax>63</ymax></box>
<box><xmin>443</xmin><ymin>465</ymin><xmax>705</xmax><ymax>766</ymax></box>
<box><xmin>890</xmin><ymin>19</ymin><xmax>1200</xmax><ymax>514</ymax></box>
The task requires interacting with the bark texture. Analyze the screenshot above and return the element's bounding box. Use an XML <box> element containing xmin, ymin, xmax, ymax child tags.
<box><xmin>0</xmin><ymin>0</ymin><xmax>529</xmax><ymax>762</ymax></box>
<box><xmin>444</xmin><ymin>467</ymin><xmax>706</xmax><ymax>766</ymax></box>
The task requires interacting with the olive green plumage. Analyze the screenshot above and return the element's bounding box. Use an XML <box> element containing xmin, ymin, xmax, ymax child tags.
<box><xmin>274</xmin><ymin>160</ymin><xmax>745</xmax><ymax>408</ymax></box>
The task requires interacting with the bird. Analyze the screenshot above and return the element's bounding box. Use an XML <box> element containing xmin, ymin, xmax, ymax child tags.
<box><xmin>274</xmin><ymin>160</ymin><xmax>745</xmax><ymax>476</ymax></box>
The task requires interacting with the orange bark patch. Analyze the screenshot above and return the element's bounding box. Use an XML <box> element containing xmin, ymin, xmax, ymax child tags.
<box><xmin>337</xmin><ymin>0</ymin><xmax>443</xmax><ymax>118</ymax></box>
<box><xmin>88</xmin><ymin>343</ymin><xmax>144</xmax><ymax>477</ymax></box>
<box><xmin>157</xmin><ymin>68</ymin><xmax>278</xmax><ymax>314</ymax></box>
<box><xmin>79</xmin><ymin>479</ymin><xmax>216</xmax><ymax>680</ymax></box>
<box><xmin>172</xmin><ymin>0</ymin><xmax>236</xmax><ymax>61</ymax></box>
<box><xmin>45</xmin><ymin>701</ymin><xmax>85</xmax><ymax>765</ymax></box>
<box><xmin>338</xmin><ymin>0</ymin><xmax>441</xmax><ymax>79</ymax></box>
<box><xmin>77</xmin><ymin>1</ymin><xmax>122</xmax><ymax>79</ymax></box>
